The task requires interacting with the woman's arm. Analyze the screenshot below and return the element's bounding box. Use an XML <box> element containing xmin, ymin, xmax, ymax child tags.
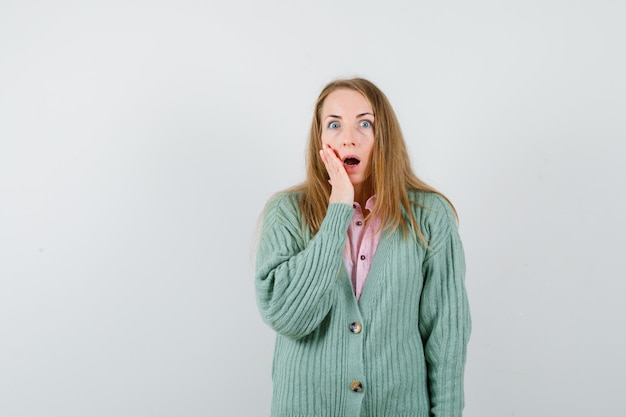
<box><xmin>418</xmin><ymin>195</ymin><xmax>472</xmax><ymax>417</ymax></box>
<box><xmin>255</xmin><ymin>194</ymin><xmax>353</xmax><ymax>339</ymax></box>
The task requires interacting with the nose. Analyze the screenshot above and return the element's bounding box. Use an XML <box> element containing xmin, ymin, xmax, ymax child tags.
<box><xmin>342</xmin><ymin>126</ymin><xmax>357</xmax><ymax>146</ymax></box>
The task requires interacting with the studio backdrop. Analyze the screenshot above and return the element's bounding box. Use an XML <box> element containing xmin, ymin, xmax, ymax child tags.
<box><xmin>1</xmin><ymin>1</ymin><xmax>625</xmax><ymax>416</ymax></box>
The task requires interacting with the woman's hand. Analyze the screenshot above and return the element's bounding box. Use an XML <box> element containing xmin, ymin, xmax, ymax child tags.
<box><xmin>319</xmin><ymin>144</ymin><xmax>354</xmax><ymax>205</ymax></box>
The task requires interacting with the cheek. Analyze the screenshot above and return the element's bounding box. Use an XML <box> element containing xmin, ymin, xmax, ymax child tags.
<box><xmin>320</xmin><ymin>134</ymin><xmax>335</xmax><ymax>148</ymax></box>
<box><xmin>363</xmin><ymin>147</ymin><xmax>375</xmax><ymax>167</ymax></box>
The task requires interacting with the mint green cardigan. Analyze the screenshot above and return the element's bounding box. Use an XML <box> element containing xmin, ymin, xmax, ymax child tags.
<box><xmin>255</xmin><ymin>190</ymin><xmax>471</xmax><ymax>417</ymax></box>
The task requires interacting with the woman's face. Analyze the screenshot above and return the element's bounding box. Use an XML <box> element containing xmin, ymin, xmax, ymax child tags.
<box><xmin>320</xmin><ymin>89</ymin><xmax>375</xmax><ymax>189</ymax></box>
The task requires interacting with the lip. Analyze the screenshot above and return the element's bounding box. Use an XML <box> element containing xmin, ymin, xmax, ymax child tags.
<box><xmin>342</xmin><ymin>153</ymin><xmax>361</xmax><ymax>174</ymax></box>
<box><xmin>341</xmin><ymin>153</ymin><xmax>360</xmax><ymax>162</ymax></box>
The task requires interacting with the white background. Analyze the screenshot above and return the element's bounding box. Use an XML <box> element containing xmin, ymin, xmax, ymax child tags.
<box><xmin>1</xmin><ymin>1</ymin><xmax>625</xmax><ymax>416</ymax></box>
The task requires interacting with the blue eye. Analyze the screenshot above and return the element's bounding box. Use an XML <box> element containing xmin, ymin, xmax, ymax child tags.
<box><xmin>328</xmin><ymin>121</ymin><xmax>340</xmax><ymax>129</ymax></box>
<box><xmin>360</xmin><ymin>120</ymin><xmax>372</xmax><ymax>128</ymax></box>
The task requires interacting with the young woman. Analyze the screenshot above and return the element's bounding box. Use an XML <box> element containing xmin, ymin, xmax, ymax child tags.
<box><xmin>255</xmin><ymin>77</ymin><xmax>471</xmax><ymax>417</ymax></box>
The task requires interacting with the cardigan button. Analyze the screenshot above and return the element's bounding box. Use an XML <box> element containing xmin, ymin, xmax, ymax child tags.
<box><xmin>349</xmin><ymin>322</ymin><xmax>362</xmax><ymax>334</ymax></box>
<box><xmin>350</xmin><ymin>380</ymin><xmax>363</xmax><ymax>392</ymax></box>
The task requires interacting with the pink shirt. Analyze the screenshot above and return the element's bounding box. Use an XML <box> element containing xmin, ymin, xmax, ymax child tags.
<box><xmin>343</xmin><ymin>196</ymin><xmax>382</xmax><ymax>301</ymax></box>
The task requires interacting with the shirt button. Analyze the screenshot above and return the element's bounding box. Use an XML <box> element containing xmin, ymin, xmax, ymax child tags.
<box><xmin>349</xmin><ymin>322</ymin><xmax>362</xmax><ymax>334</ymax></box>
<box><xmin>356</xmin><ymin>220</ymin><xmax>363</xmax><ymax>226</ymax></box>
<box><xmin>360</xmin><ymin>255</ymin><xmax>366</xmax><ymax>260</ymax></box>
<box><xmin>350</xmin><ymin>380</ymin><xmax>363</xmax><ymax>392</ymax></box>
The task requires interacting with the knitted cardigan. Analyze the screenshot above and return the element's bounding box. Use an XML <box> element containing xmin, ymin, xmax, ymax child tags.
<box><xmin>255</xmin><ymin>190</ymin><xmax>471</xmax><ymax>417</ymax></box>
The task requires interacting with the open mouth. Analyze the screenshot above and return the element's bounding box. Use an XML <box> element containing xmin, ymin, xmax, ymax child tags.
<box><xmin>343</xmin><ymin>156</ymin><xmax>360</xmax><ymax>166</ymax></box>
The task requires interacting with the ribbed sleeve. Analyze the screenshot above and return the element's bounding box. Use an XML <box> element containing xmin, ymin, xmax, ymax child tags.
<box><xmin>255</xmin><ymin>193</ymin><xmax>354</xmax><ymax>339</ymax></box>
<box><xmin>418</xmin><ymin>194</ymin><xmax>471</xmax><ymax>417</ymax></box>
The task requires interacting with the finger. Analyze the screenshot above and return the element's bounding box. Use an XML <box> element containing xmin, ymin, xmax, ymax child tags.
<box><xmin>321</xmin><ymin>146</ymin><xmax>350</xmax><ymax>185</ymax></box>
<box><xmin>320</xmin><ymin>146</ymin><xmax>336</xmax><ymax>170</ymax></box>
<box><xmin>326</xmin><ymin>144</ymin><xmax>341</xmax><ymax>163</ymax></box>
<box><xmin>324</xmin><ymin>146</ymin><xmax>342</xmax><ymax>171</ymax></box>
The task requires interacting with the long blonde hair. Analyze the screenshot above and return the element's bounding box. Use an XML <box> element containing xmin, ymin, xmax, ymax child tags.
<box><xmin>291</xmin><ymin>77</ymin><xmax>456</xmax><ymax>246</ymax></box>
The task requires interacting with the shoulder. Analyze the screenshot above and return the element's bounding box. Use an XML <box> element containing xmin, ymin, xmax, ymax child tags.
<box><xmin>407</xmin><ymin>189</ymin><xmax>458</xmax><ymax>235</ymax></box>
<box><xmin>261</xmin><ymin>190</ymin><xmax>303</xmax><ymax>227</ymax></box>
<box><xmin>264</xmin><ymin>190</ymin><xmax>301</xmax><ymax>211</ymax></box>
<box><xmin>407</xmin><ymin>189</ymin><xmax>455</xmax><ymax>216</ymax></box>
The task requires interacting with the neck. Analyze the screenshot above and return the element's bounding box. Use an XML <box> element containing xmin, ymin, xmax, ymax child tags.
<box><xmin>353</xmin><ymin>184</ymin><xmax>373</xmax><ymax>210</ymax></box>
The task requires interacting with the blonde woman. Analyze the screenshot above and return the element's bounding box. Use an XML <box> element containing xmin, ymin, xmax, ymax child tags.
<box><xmin>255</xmin><ymin>77</ymin><xmax>471</xmax><ymax>417</ymax></box>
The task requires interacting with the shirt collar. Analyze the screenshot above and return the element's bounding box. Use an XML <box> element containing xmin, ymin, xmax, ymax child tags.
<box><xmin>353</xmin><ymin>195</ymin><xmax>376</xmax><ymax>211</ymax></box>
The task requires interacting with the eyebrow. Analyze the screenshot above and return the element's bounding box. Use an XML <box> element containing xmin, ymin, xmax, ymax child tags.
<box><xmin>324</xmin><ymin>112</ymin><xmax>375</xmax><ymax>120</ymax></box>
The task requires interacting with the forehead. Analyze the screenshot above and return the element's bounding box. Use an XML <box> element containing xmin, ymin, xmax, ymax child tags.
<box><xmin>322</xmin><ymin>88</ymin><xmax>373</xmax><ymax>115</ymax></box>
